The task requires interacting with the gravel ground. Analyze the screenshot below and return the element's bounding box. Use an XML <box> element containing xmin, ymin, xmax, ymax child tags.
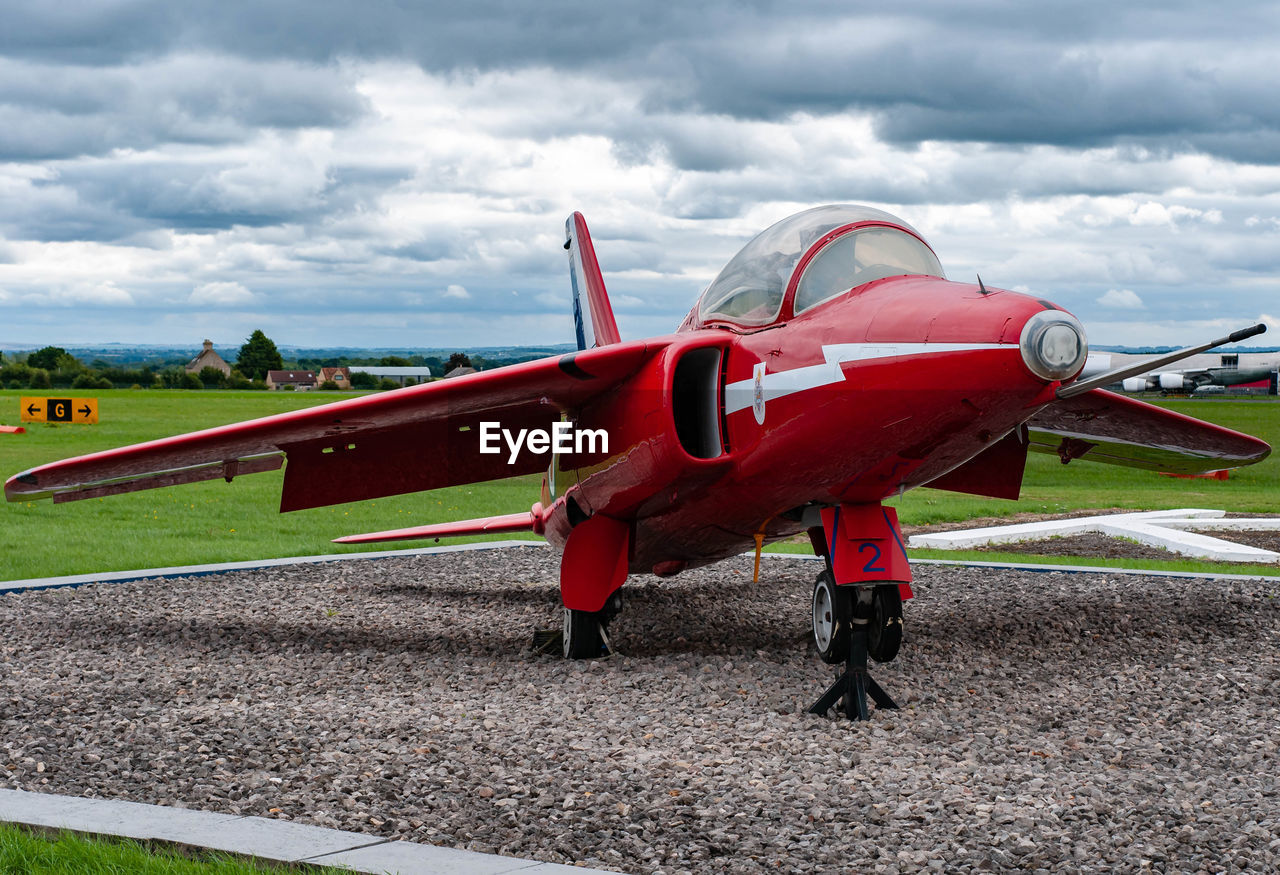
<box><xmin>971</xmin><ymin>534</ymin><xmax>1190</xmax><ymax>562</ymax></box>
<box><xmin>3</xmin><ymin>546</ymin><xmax>1280</xmax><ymax>872</ymax></box>
<box><xmin>970</xmin><ymin>530</ymin><xmax>1280</xmax><ymax>563</ymax></box>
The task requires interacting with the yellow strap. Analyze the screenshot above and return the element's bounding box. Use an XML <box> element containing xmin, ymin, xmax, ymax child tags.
<box><xmin>753</xmin><ymin>533</ymin><xmax>765</xmax><ymax>583</ymax></box>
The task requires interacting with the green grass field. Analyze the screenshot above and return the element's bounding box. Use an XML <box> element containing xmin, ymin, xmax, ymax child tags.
<box><xmin>2</xmin><ymin>389</ymin><xmax>1277</xmax><ymax>581</ymax></box>
<box><xmin>0</xmin><ymin>823</ymin><xmax>341</xmax><ymax>874</ymax></box>
<box><xmin>1</xmin><ymin>389</ymin><xmax>540</xmax><ymax>581</ymax></box>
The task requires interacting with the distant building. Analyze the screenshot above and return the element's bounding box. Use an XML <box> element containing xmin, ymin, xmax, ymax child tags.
<box><xmin>185</xmin><ymin>340</ymin><xmax>231</xmax><ymax>376</ymax></box>
<box><xmin>349</xmin><ymin>366</ymin><xmax>434</xmax><ymax>386</ymax></box>
<box><xmin>266</xmin><ymin>369</ymin><xmax>317</xmax><ymax>391</ymax></box>
<box><xmin>318</xmin><ymin>366</ymin><xmax>352</xmax><ymax>388</ymax></box>
<box><xmin>443</xmin><ymin>365</ymin><xmax>477</xmax><ymax>379</ymax></box>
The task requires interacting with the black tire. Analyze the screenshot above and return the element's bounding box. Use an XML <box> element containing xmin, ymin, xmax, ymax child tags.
<box><xmin>563</xmin><ymin>607</ymin><xmax>605</xmax><ymax>659</ymax></box>
<box><xmin>866</xmin><ymin>584</ymin><xmax>903</xmax><ymax>664</ymax></box>
<box><xmin>812</xmin><ymin>570</ymin><xmax>852</xmax><ymax>664</ymax></box>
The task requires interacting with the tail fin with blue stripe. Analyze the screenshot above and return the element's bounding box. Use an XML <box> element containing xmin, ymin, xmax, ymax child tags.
<box><xmin>565</xmin><ymin>212</ymin><xmax>621</xmax><ymax>350</ymax></box>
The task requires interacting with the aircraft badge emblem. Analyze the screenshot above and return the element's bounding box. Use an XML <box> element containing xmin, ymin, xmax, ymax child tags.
<box><xmin>752</xmin><ymin>362</ymin><xmax>766</xmax><ymax>424</ymax></box>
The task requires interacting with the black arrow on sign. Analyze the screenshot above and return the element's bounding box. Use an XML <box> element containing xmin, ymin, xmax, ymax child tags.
<box><xmin>27</xmin><ymin>404</ymin><xmax>38</xmax><ymax>415</ymax></box>
<box><xmin>79</xmin><ymin>405</ymin><xmax>92</xmax><ymax>417</ymax></box>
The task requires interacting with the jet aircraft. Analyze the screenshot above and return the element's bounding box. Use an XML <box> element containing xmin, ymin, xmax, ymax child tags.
<box><xmin>1118</xmin><ymin>362</ymin><xmax>1276</xmax><ymax>394</ymax></box>
<box><xmin>6</xmin><ymin>204</ymin><xmax>1271</xmax><ymax>720</ymax></box>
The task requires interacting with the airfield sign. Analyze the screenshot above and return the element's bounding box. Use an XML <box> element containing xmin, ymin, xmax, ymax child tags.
<box><xmin>20</xmin><ymin>397</ymin><xmax>99</xmax><ymax>424</ymax></box>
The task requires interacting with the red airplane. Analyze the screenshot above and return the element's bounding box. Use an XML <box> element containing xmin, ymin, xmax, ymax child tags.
<box><xmin>6</xmin><ymin>204</ymin><xmax>1270</xmax><ymax>720</ymax></box>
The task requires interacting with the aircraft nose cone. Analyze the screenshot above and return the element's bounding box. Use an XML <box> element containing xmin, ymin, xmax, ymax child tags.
<box><xmin>1020</xmin><ymin>310</ymin><xmax>1088</xmax><ymax>381</ymax></box>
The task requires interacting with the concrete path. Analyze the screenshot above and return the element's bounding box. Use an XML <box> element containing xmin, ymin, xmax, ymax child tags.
<box><xmin>0</xmin><ymin>788</ymin><xmax>614</xmax><ymax>874</ymax></box>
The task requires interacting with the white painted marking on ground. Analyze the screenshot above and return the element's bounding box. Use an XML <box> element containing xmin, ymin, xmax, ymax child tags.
<box><xmin>907</xmin><ymin>509</ymin><xmax>1280</xmax><ymax>563</ymax></box>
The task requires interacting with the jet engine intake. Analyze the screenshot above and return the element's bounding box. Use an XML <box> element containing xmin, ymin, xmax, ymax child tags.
<box><xmin>671</xmin><ymin>346</ymin><xmax>726</xmax><ymax>460</ymax></box>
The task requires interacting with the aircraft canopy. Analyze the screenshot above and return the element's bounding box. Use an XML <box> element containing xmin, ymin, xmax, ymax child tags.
<box><xmin>698</xmin><ymin>204</ymin><xmax>943</xmax><ymax>327</ymax></box>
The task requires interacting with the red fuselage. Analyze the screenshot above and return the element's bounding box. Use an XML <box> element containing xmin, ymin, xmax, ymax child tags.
<box><xmin>540</xmin><ymin>274</ymin><xmax>1060</xmax><ymax>574</ymax></box>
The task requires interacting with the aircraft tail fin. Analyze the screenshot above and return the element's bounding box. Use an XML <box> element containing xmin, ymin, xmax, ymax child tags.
<box><xmin>565</xmin><ymin>212</ymin><xmax>621</xmax><ymax>349</ymax></box>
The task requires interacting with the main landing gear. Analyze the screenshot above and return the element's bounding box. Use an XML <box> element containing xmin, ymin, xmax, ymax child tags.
<box><xmin>808</xmin><ymin>570</ymin><xmax>904</xmax><ymax>721</ymax></box>
<box><xmin>561</xmin><ymin>593</ymin><xmax>623</xmax><ymax>658</ymax></box>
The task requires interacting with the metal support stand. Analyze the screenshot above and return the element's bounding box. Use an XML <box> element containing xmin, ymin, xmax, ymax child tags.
<box><xmin>808</xmin><ymin>619</ymin><xmax>898</xmax><ymax>721</ymax></box>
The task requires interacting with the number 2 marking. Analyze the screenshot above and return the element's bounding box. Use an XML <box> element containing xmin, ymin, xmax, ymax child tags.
<box><xmin>859</xmin><ymin>542</ymin><xmax>886</xmax><ymax>573</ymax></box>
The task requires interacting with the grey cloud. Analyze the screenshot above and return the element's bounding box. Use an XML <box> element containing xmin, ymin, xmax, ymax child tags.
<box><xmin>9</xmin><ymin>2</ymin><xmax>1280</xmax><ymax>164</ymax></box>
<box><xmin>0</xmin><ymin>55</ymin><xmax>368</xmax><ymax>161</ymax></box>
<box><xmin>5</xmin><ymin>155</ymin><xmax>407</xmax><ymax>242</ymax></box>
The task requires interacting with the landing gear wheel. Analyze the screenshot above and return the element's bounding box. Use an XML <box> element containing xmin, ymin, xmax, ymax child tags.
<box><xmin>562</xmin><ymin>607</ymin><xmax>605</xmax><ymax>659</ymax></box>
<box><xmin>866</xmin><ymin>584</ymin><xmax>903</xmax><ymax>664</ymax></box>
<box><xmin>812</xmin><ymin>570</ymin><xmax>852</xmax><ymax>665</ymax></box>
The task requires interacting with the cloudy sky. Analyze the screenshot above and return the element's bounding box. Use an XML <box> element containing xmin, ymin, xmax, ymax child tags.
<box><xmin>2</xmin><ymin>1</ymin><xmax>1279</xmax><ymax>351</ymax></box>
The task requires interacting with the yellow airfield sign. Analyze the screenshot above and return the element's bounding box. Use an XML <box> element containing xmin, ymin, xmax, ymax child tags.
<box><xmin>20</xmin><ymin>397</ymin><xmax>99</xmax><ymax>424</ymax></box>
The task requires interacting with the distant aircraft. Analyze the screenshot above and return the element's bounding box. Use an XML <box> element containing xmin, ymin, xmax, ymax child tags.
<box><xmin>1117</xmin><ymin>361</ymin><xmax>1276</xmax><ymax>393</ymax></box>
<box><xmin>7</xmin><ymin>205</ymin><xmax>1270</xmax><ymax>720</ymax></box>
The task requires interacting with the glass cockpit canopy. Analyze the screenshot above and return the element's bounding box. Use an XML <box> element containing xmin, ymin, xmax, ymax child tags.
<box><xmin>697</xmin><ymin>204</ymin><xmax>944</xmax><ymax>326</ymax></box>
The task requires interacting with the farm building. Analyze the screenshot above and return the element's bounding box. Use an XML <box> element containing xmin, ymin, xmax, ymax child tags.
<box><xmin>184</xmin><ymin>340</ymin><xmax>231</xmax><ymax>376</ymax></box>
<box><xmin>266</xmin><ymin>370</ymin><xmax>317</xmax><ymax>391</ymax></box>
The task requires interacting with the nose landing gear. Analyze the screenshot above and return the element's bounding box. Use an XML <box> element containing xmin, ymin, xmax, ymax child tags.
<box><xmin>808</xmin><ymin>571</ymin><xmax>903</xmax><ymax>721</ymax></box>
<box><xmin>561</xmin><ymin>592</ymin><xmax>624</xmax><ymax>658</ymax></box>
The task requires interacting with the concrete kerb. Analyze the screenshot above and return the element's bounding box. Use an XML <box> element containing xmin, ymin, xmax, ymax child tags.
<box><xmin>0</xmin><ymin>540</ymin><xmax>548</xmax><ymax>594</ymax></box>
<box><xmin>0</xmin><ymin>788</ymin><xmax>611</xmax><ymax>874</ymax></box>
<box><xmin>9</xmin><ymin>534</ymin><xmax>1280</xmax><ymax>595</ymax></box>
<box><xmin>760</xmin><ymin>551</ymin><xmax>1280</xmax><ymax>582</ymax></box>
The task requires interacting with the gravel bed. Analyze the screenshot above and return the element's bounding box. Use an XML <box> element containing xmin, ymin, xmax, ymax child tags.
<box><xmin>971</xmin><ymin>533</ymin><xmax>1187</xmax><ymax>562</ymax></box>
<box><xmin>970</xmin><ymin>530</ymin><xmax>1280</xmax><ymax>563</ymax></box>
<box><xmin>3</xmin><ymin>546</ymin><xmax>1280</xmax><ymax>872</ymax></box>
<box><xmin>1189</xmin><ymin>529</ymin><xmax>1280</xmax><ymax>554</ymax></box>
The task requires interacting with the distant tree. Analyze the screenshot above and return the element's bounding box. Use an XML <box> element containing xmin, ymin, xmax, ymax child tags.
<box><xmin>54</xmin><ymin>353</ymin><xmax>85</xmax><ymax>374</ymax></box>
<box><xmin>446</xmin><ymin>352</ymin><xmax>472</xmax><ymax>371</ymax></box>
<box><xmin>178</xmin><ymin>371</ymin><xmax>203</xmax><ymax>390</ymax></box>
<box><xmin>378</xmin><ymin>378</ymin><xmax>399</xmax><ymax>391</ymax></box>
<box><xmin>319</xmin><ymin>380</ymin><xmax>339</xmax><ymax>390</ymax></box>
<box><xmin>0</xmin><ymin>362</ymin><xmax>31</xmax><ymax>384</ymax></box>
<box><xmin>349</xmin><ymin>371</ymin><xmax>378</xmax><ymax>389</ymax></box>
<box><xmin>379</xmin><ymin>355</ymin><xmax>412</xmax><ymax>367</ymax></box>
<box><xmin>71</xmin><ymin>373</ymin><xmax>98</xmax><ymax>389</ymax></box>
<box><xmin>198</xmin><ymin>366</ymin><xmax>227</xmax><ymax>388</ymax></box>
<box><xmin>236</xmin><ymin>330</ymin><xmax>283</xmax><ymax>380</ymax></box>
<box><xmin>27</xmin><ymin>346</ymin><xmax>67</xmax><ymax>371</ymax></box>
<box><xmin>29</xmin><ymin>368</ymin><xmax>51</xmax><ymax>389</ymax></box>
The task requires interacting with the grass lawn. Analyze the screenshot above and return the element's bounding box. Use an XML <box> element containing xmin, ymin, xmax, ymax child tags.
<box><xmin>1</xmin><ymin>389</ymin><xmax>540</xmax><ymax>582</ymax></box>
<box><xmin>2</xmin><ymin>390</ymin><xmax>1277</xmax><ymax>581</ymax></box>
<box><xmin>0</xmin><ymin>822</ymin><xmax>341</xmax><ymax>874</ymax></box>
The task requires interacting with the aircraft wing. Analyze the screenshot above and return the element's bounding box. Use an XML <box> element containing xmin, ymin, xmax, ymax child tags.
<box><xmin>5</xmin><ymin>341</ymin><xmax>661</xmax><ymax>511</ymax></box>
<box><xmin>1027</xmin><ymin>388</ymin><xmax>1270</xmax><ymax>474</ymax></box>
